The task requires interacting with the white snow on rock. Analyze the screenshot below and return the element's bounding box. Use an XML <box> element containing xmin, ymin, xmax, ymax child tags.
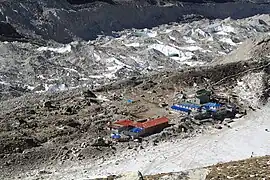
<box><xmin>216</xmin><ymin>31</ymin><xmax>229</xmax><ymax>36</ymax></box>
<box><xmin>94</xmin><ymin>53</ymin><xmax>101</xmax><ymax>61</ymax></box>
<box><xmin>149</xmin><ymin>44</ymin><xmax>196</xmax><ymax>62</ymax></box>
<box><xmin>169</xmin><ymin>36</ymin><xmax>176</xmax><ymax>41</ymax></box>
<box><xmin>125</xmin><ymin>42</ymin><xmax>140</xmax><ymax>47</ymax></box>
<box><xmin>194</xmin><ymin>28</ymin><xmax>208</xmax><ymax>38</ymax></box>
<box><xmin>219</xmin><ymin>37</ymin><xmax>237</xmax><ymax>46</ymax></box>
<box><xmin>146</xmin><ymin>30</ymin><xmax>158</xmax><ymax>37</ymax></box>
<box><xmin>178</xmin><ymin>45</ymin><xmax>203</xmax><ymax>51</ymax></box>
<box><xmin>46</xmin><ymin>84</ymin><xmax>67</xmax><ymax>92</ymax></box>
<box><xmin>0</xmin><ymin>81</ymin><xmax>10</xmax><ymax>86</ymax></box>
<box><xmin>217</xmin><ymin>25</ymin><xmax>235</xmax><ymax>33</ymax></box>
<box><xmin>183</xmin><ymin>36</ymin><xmax>196</xmax><ymax>44</ymax></box>
<box><xmin>149</xmin><ymin>44</ymin><xmax>180</xmax><ymax>57</ymax></box>
<box><xmin>233</xmin><ymin>72</ymin><xmax>265</xmax><ymax>107</ymax></box>
<box><xmin>37</xmin><ymin>44</ymin><xmax>72</xmax><ymax>53</ymax></box>
<box><xmin>103</xmin><ymin>57</ymin><xmax>130</xmax><ymax>79</ymax></box>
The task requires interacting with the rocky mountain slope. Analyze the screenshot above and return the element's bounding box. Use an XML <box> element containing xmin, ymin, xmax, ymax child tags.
<box><xmin>1</xmin><ymin>52</ymin><xmax>270</xmax><ymax>179</ymax></box>
<box><xmin>0</xmin><ymin>0</ymin><xmax>269</xmax><ymax>179</ymax></box>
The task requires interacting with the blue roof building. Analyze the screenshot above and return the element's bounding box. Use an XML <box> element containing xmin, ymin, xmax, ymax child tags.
<box><xmin>171</xmin><ymin>103</ymin><xmax>201</xmax><ymax>113</ymax></box>
<box><xmin>202</xmin><ymin>102</ymin><xmax>222</xmax><ymax>112</ymax></box>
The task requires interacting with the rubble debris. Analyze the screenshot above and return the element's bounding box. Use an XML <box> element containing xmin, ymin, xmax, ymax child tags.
<box><xmin>91</xmin><ymin>137</ymin><xmax>111</xmax><ymax>147</ymax></box>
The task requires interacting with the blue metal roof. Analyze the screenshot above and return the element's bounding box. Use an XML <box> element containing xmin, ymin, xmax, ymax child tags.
<box><xmin>171</xmin><ymin>105</ymin><xmax>191</xmax><ymax>112</ymax></box>
<box><xmin>130</xmin><ymin>127</ymin><xmax>143</xmax><ymax>133</ymax></box>
<box><xmin>111</xmin><ymin>133</ymin><xmax>121</xmax><ymax>139</ymax></box>
<box><xmin>202</xmin><ymin>102</ymin><xmax>222</xmax><ymax>112</ymax></box>
<box><xmin>180</xmin><ymin>103</ymin><xmax>201</xmax><ymax>109</ymax></box>
<box><xmin>203</xmin><ymin>102</ymin><xmax>221</xmax><ymax>108</ymax></box>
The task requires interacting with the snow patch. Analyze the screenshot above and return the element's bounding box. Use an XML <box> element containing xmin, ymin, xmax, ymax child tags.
<box><xmin>0</xmin><ymin>81</ymin><xmax>10</xmax><ymax>86</ymax></box>
<box><xmin>183</xmin><ymin>36</ymin><xmax>196</xmax><ymax>44</ymax></box>
<box><xmin>218</xmin><ymin>25</ymin><xmax>235</xmax><ymax>33</ymax></box>
<box><xmin>149</xmin><ymin>44</ymin><xmax>198</xmax><ymax>62</ymax></box>
<box><xmin>125</xmin><ymin>42</ymin><xmax>140</xmax><ymax>47</ymax></box>
<box><xmin>195</xmin><ymin>28</ymin><xmax>208</xmax><ymax>38</ymax></box>
<box><xmin>218</xmin><ymin>51</ymin><xmax>227</xmax><ymax>55</ymax></box>
<box><xmin>63</xmin><ymin>67</ymin><xmax>79</xmax><ymax>74</ymax></box>
<box><xmin>37</xmin><ymin>45</ymin><xmax>72</xmax><ymax>54</ymax></box>
<box><xmin>216</xmin><ymin>31</ymin><xmax>229</xmax><ymax>36</ymax></box>
<box><xmin>169</xmin><ymin>36</ymin><xmax>176</xmax><ymax>41</ymax></box>
<box><xmin>178</xmin><ymin>46</ymin><xmax>203</xmax><ymax>51</ymax></box>
<box><xmin>88</xmin><ymin>75</ymin><xmax>104</xmax><ymax>79</ymax></box>
<box><xmin>147</xmin><ymin>31</ymin><xmax>157</xmax><ymax>37</ymax></box>
<box><xmin>219</xmin><ymin>37</ymin><xmax>237</xmax><ymax>46</ymax></box>
<box><xmin>45</xmin><ymin>84</ymin><xmax>68</xmax><ymax>92</ymax></box>
<box><xmin>149</xmin><ymin>44</ymin><xmax>180</xmax><ymax>56</ymax></box>
<box><xmin>104</xmin><ymin>57</ymin><xmax>130</xmax><ymax>79</ymax></box>
<box><xmin>94</xmin><ymin>53</ymin><xmax>101</xmax><ymax>61</ymax></box>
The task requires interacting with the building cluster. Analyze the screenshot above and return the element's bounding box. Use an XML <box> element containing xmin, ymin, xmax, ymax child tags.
<box><xmin>171</xmin><ymin>89</ymin><xmax>236</xmax><ymax>120</ymax></box>
<box><xmin>109</xmin><ymin>89</ymin><xmax>237</xmax><ymax>141</ymax></box>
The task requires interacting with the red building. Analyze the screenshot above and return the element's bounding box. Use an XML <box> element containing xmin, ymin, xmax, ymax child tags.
<box><xmin>111</xmin><ymin>117</ymin><xmax>169</xmax><ymax>137</ymax></box>
<box><xmin>137</xmin><ymin>117</ymin><xmax>169</xmax><ymax>136</ymax></box>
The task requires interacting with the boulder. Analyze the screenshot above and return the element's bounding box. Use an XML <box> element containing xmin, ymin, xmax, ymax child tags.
<box><xmin>82</xmin><ymin>89</ymin><xmax>97</xmax><ymax>98</ymax></box>
<box><xmin>91</xmin><ymin>137</ymin><xmax>111</xmax><ymax>147</ymax></box>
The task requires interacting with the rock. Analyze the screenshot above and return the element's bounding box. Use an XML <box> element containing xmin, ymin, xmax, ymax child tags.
<box><xmin>223</xmin><ymin>118</ymin><xmax>234</xmax><ymax>123</ymax></box>
<box><xmin>91</xmin><ymin>137</ymin><xmax>110</xmax><ymax>147</ymax></box>
<box><xmin>83</xmin><ymin>89</ymin><xmax>97</xmax><ymax>98</ymax></box>
<box><xmin>223</xmin><ymin>123</ymin><xmax>231</xmax><ymax>128</ymax></box>
<box><xmin>61</xmin><ymin>146</ymin><xmax>68</xmax><ymax>150</ymax></box>
<box><xmin>71</xmin><ymin>147</ymin><xmax>79</xmax><ymax>154</ymax></box>
<box><xmin>80</xmin><ymin>142</ymin><xmax>88</xmax><ymax>148</ymax></box>
<box><xmin>38</xmin><ymin>170</ymin><xmax>52</xmax><ymax>175</ymax></box>
<box><xmin>43</xmin><ymin>101</ymin><xmax>52</xmax><ymax>108</ymax></box>
<box><xmin>235</xmin><ymin>113</ymin><xmax>244</xmax><ymax>118</ymax></box>
<box><xmin>116</xmin><ymin>171</ymin><xmax>144</xmax><ymax>180</ymax></box>
<box><xmin>65</xmin><ymin>106</ymin><xmax>74</xmax><ymax>114</ymax></box>
<box><xmin>265</xmin><ymin>129</ymin><xmax>269</xmax><ymax>132</ymax></box>
<box><xmin>214</xmin><ymin>124</ymin><xmax>223</xmax><ymax>129</ymax></box>
<box><xmin>159</xmin><ymin>102</ymin><xmax>168</xmax><ymax>108</ymax></box>
<box><xmin>28</xmin><ymin>109</ymin><xmax>36</xmax><ymax>114</ymax></box>
<box><xmin>111</xmin><ymin>146</ymin><xmax>116</xmax><ymax>150</ymax></box>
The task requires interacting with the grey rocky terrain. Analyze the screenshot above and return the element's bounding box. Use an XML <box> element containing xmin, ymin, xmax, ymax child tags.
<box><xmin>0</xmin><ymin>0</ymin><xmax>270</xmax><ymax>179</ymax></box>
<box><xmin>1</xmin><ymin>14</ymin><xmax>270</xmax><ymax>101</ymax></box>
